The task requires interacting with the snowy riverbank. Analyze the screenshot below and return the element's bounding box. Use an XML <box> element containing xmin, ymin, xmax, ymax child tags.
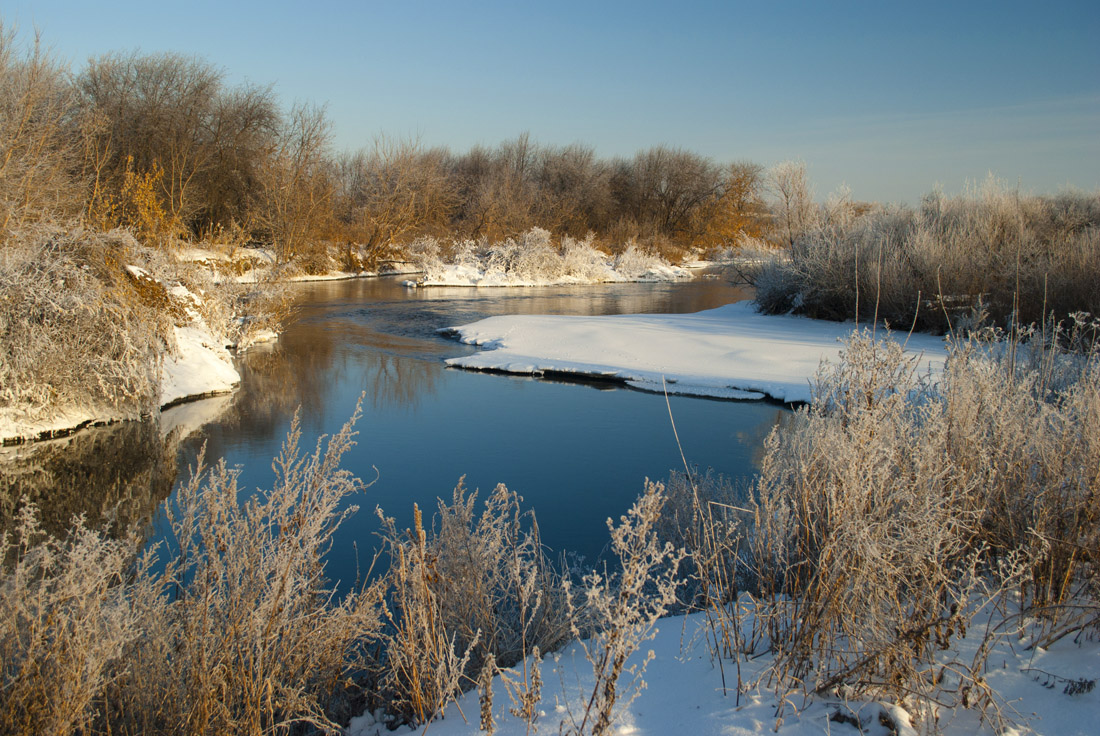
<box><xmin>351</xmin><ymin>605</ymin><xmax>1099</xmax><ymax>736</ymax></box>
<box><xmin>0</xmin><ymin>270</ymin><xmax>258</xmax><ymax>445</ymax></box>
<box><xmin>403</xmin><ymin>230</ymin><xmax>693</xmax><ymax>287</ymax></box>
<box><xmin>444</xmin><ymin>301</ymin><xmax>949</xmax><ymax>403</ymax></box>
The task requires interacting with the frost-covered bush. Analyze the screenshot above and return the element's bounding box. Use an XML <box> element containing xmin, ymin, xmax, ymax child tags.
<box><xmin>0</xmin><ymin>26</ymin><xmax>83</xmax><ymax>231</ymax></box>
<box><xmin>0</xmin><ymin>227</ymin><xmax>166</xmax><ymax>424</ymax></box>
<box><xmin>405</xmin><ymin>228</ymin><xmax>685</xmax><ymax>286</ymax></box>
<box><xmin>752</xmin><ymin>182</ymin><xmax>1100</xmax><ymax>333</ymax></box>
<box><xmin>561</xmin><ymin>233</ymin><xmax>613</xmax><ymax>281</ymax></box>
<box><xmin>506</xmin><ymin>227</ymin><xmax>566</xmax><ymax>282</ymax></box>
<box><xmin>0</xmin><ymin>506</ymin><xmax>149</xmax><ymax>736</ymax></box>
<box><xmin>405</xmin><ymin>235</ymin><xmax>445</xmax><ymax>276</ymax></box>
<box><xmin>0</xmin><ymin>409</ymin><xmax>385</xmax><ymax>736</ymax></box>
<box><xmin>730</xmin><ymin>326</ymin><xmax>1100</xmax><ymax>723</ymax></box>
<box><xmin>612</xmin><ymin>242</ymin><xmax>668</xmax><ymax>280</ymax></box>
<box><xmin>561</xmin><ymin>481</ymin><xmax>685</xmax><ymax>736</ymax></box>
<box><xmin>0</xmin><ymin>225</ymin><xmax>294</xmax><ymax>435</ymax></box>
<box><xmin>376</xmin><ymin>480</ymin><xmax>571</xmax><ymax>727</ymax></box>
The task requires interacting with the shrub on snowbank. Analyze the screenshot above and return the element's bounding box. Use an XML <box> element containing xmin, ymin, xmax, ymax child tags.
<box><xmin>0</xmin><ymin>406</ymin><xmax>681</xmax><ymax>734</ymax></box>
<box><xmin>0</xmin><ymin>226</ymin><xmax>289</xmax><ymax>441</ymax></box>
<box><xmin>405</xmin><ymin>228</ymin><xmax>691</xmax><ymax>286</ymax></box>
<box><xmin>0</xmin><ymin>228</ymin><xmax>166</xmax><ymax>425</ymax></box>
<box><xmin>674</xmin><ymin>323</ymin><xmax>1100</xmax><ymax>727</ymax></box>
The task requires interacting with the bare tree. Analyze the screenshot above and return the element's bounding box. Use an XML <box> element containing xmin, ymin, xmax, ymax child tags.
<box><xmin>706</xmin><ymin>161</ymin><xmax>768</xmax><ymax>243</ymax></box>
<box><xmin>336</xmin><ymin>136</ymin><xmax>456</xmax><ymax>265</ymax></box>
<box><xmin>77</xmin><ymin>51</ymin><xmax>279</xmax><ymax>237</ymax></box>
<box><xmin>767</xmin><ymin>159</ymin><xmax>817</xmax><ymax>246</ymax></box>
<box><xmin>258</xmin><ymin>102</ymin><xmax>333</xmax><ymax>265</ymax></box>
<box><xmin>0</xmin><ymin>24</ymin><xmax>82</xmax><ymax>234</ymax></box>
<box><xmin>534</xmin><ymin>143</ymin><xmax>611</xmax><ymax>236</ymax></box>
<box><xmin>611</xmin><ymin>146</ymin><xmax>724</xmax><ymax>244</ymax></box>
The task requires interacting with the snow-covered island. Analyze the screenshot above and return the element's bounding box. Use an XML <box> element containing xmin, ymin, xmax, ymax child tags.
<box><xmin>444</xmin><ymin>301</ymin><xmax>949</xmax><ymax>403</ymax></box>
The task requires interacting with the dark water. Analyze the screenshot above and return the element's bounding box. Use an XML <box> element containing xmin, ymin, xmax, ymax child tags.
<box><xmin>2</xmin><ymin>274</ymin><xmax>789</xmax><ymax>583</ymax></box>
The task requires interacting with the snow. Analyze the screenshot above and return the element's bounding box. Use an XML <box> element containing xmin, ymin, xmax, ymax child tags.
<box><xmin>350</xmin><ymin>606</ymin><xmax>1100</xmax><ymax>736</ymax></box>
<box><xmin>159</xmin><ymin>322</ymin><xmax>240</xmax><ymax>407</ymax></box>
<box><xmin>158</xmin><ymin>393</ymin><xmax>235</xmax><ymax>440</ymax></box>
<box><xmin>444</xmin><ymin>302</ymin><xmax>949</xmax><ymax>403</ymax></box>
<box><xmin>405</xmin><ymin>231</ymin><xmax>693</xmax><ymax>287</ymax></box>
<box><xmin>407</xmin><ymin>260</ymin><xmax>692</xmax><ymax>288</ymax></box>
<box><xmin>0</xmin><ymin>406</ymin><xmax>106</xmax><ymax>445</ymax></box>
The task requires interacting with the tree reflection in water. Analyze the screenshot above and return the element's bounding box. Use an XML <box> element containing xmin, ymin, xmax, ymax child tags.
<box><xmin>0</xmin><ymin>395</ymin><xmax>233</xmax><ymax>539</ymax></box>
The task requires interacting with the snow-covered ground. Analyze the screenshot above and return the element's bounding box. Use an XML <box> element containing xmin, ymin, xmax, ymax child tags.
<box><xmin>179</xmin><ymin>245</ymin><xmax>421</xmax><ymax>284</ymax></box>
<box><xmin>350</xmin><ymin>607</ymin><xmax>1099</xmax><ymax>736</ymax></box>
<box><xmin>444</xmin><ymin>302</ymin><xmax>949</xmax><ymax>403</ymax></box>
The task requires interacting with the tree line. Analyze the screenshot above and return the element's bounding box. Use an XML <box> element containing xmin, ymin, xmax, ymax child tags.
<box><xmin>1</xmin><ymin>26</ymin><xmax>775</xmax><ymax>266</ymax></box>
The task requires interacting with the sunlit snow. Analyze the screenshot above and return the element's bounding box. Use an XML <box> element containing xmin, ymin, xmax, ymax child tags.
<box><xmin>445</xmin><ymin>302</ymin><xmax>949</xmax><ymax>403</ymax></box>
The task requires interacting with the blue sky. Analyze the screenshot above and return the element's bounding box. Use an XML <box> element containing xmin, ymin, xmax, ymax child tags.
<box><xmin>8</xmin><ymin>0</ymin><xmax>1099</xmax><ymax>203</ymax></box>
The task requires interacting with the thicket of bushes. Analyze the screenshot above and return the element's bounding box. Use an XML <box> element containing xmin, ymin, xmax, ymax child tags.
<box><xmin>750</xmin><ymin>179</ymin><xmax>1100</xmax><ymax>332</ymax></box>
<box><xmin>5</xmin><ymin>325</ymin><xmax>1098</xmax><ymax>734</ymax></box>
<box><xmin>0</xmin><ymin>226</ymin><xmax>288</xmax><ymax>432</ymax></box>
<box><xmin>0</xmin><ymin>23</ymin><xmax>770</xmax><ymax>269</ymax></box>
<box><xmin>0</xmin><ymin>405</ymin><xmax>685</xmax><ymax>735</ymax></box>
<box><xmin>670</xmin><ymin>324</ymin><xmax>1100</xmax><ymax>729</ymax></box>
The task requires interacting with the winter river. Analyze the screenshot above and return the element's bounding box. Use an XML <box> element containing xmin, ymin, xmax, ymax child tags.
<box><xmin>1</xmin><ymin>274</ymin><xmax>791</xmax><ymax>583</ymax></box>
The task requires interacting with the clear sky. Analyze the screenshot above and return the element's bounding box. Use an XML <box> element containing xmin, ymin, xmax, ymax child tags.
<box><xmin>7</xmin><ymin>0</ymin><xmax>1099</xmax><ymax>203</ymax></box>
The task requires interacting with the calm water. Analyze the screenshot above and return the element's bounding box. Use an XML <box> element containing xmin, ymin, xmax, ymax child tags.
<box><xmin>2</xmin><ymin>274</ymin><xmax>789</xmax><ymax>584</ymax></box>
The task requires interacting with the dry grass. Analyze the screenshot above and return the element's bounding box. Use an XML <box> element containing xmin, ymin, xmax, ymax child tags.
<box><xmin>0</xmin><ymin>224</ymin><xmax>295</xmax><ymax>436</ymax></box>
<box><xmin>753</xmin><ymin>181</ymin><xmax>1100</xmax><ymax>334</ymax></box>
<box><xmin>375</xmin><ymin>480</ymin><xmax>572</xmax><ymax>727</ymax></box>
<box><xmin>678</xmin><ymin>323</ymin><xmax>1100</xmax><ymax>728</ymax></box>
<box><xmin>560</xmin><ymin>481</ymin><xmax>686</xmax><ymax>736</ymax></box>
<box><xmin>1</xmin><ymin>406</ymin><xmax>388</xmax><ymax>736</ymax></box>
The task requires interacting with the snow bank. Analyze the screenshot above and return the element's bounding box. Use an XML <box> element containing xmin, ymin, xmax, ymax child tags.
<box><xmin>444</xmin><ymin>302</ymin><xmax>948</xmax><ymax>403</ymax></box>
<box><xmin>159</xmin><ymin>322</ymin><xmax>240</xmax><ymax>407</ymax></box>
<box><xmin>351</xmin><ymin>606</ymin><xmax>1099</xmax><ymax>736</ymax></box>
<box><xmin>0</xmin><ymin>407</ymin><xmax>105</xmax><ymax>445</ymax></box>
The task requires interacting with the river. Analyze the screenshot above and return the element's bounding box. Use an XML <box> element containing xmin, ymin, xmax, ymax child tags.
<box><xmin>2</xmin><ymin>274</ymin><xmax>789</xmax><ymax>583</ymax></box>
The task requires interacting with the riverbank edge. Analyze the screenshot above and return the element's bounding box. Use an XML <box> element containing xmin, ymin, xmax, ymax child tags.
<box><xmin>0</xmin><ymin>267</ymin><xmax>409</xmax><ymax>447</ymax></box>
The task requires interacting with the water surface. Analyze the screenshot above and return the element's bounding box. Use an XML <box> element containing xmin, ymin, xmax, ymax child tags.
<box><xmin>3</xmin><ymin>275</ymin><xmax>788</xmax><ymax>584</ymax></box>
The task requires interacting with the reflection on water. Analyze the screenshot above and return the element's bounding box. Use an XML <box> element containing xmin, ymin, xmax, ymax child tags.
<box><xmin>2</xmin><ymin>274</ymin><xmax>785</xmax><ymax>574</ymax></box>
<box><xmin>0</xmin><ymin>396</ymin><xmax>231</xmax><ymax>539</ymax></box>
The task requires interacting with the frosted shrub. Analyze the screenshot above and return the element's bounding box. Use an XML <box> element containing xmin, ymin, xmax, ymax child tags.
<box><xmin>561</xmin><ymin>481</ymin><xmax>685</xmax><ymax>736</ymax></box>
<box><xmin>727</xmin><ymin>327</ymin><xmax>1100</xmax><ymax>724</ymax></box>
<box><xmin>376</xmin><ymin>480</ymin><xmax>571</xmax><ymax>727</ymax></box>
<box><xmin>561</xmin><ymin>234</ymin><xmax>612</xmax><ymax>281</ymax></box>
<box><xmin>409</xmin><ymin>229</ymin><xmax>682</xmax><ymax>285</ymax></box>
<box><xmin>0</xmin><ymin>227</ymin><xmax>165</xmax><ymax>425</ymax></box>
<box><xmin>0</xmin><ymin>407</ymin><xmax>386</xmax><ymax>735</ymax></box>
<box><xmin>376</xmin><ymin>502</ymin><xmax>477</xmax><ymax>728</ymax></box>
<box><xmin>106</xmin><ymin>406</ymin><xmax>385</xmax><ymax>735</ymax></box>
<box><xmin>0</xmin><ymin>506</ymin><xmax>150</xmax><ymax>736</ymax></box>
<box><xmin>406</xmin><ymin>235</ymin><xmax>445</xmax><ymax>277</ymax></box>
<box><xmin>612</xmin><ymin>242</ymin><xmax>664</xmax><ymax>280</ymax></box>
<box><xmin>753</xmin><ymin>182</ymin><xmax>1100</xmax><ymax>333</ymax></box>
<box><xmin>511</xmin><ymin>227</ymin><xmax>566</xmax><ymax>282</ymax></box>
